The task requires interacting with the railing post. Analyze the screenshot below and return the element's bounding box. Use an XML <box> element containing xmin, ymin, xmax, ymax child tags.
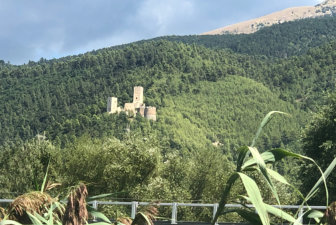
<box><xmin>213</xmin><ymin>203</ymin><xmax>219</xmax><ymax>225</ymax></box>
<box><xmin>171</xmin><ymin>203</ymin><xmax>177</xmax><ymax>224</ymax></box>
<box><xmin>131</xmin><ymin>201</ymin><xmax>138</xmax><ymax>219</ymax></box>
<box><xmin>92</xmin><ymin>200</ymin><xmax>98</xmax><ymax>221</ymax></box>
<box><xmin>299</xmin><ymin>208</ymin><xmax>304</xmax><ymax>224</ymax></box>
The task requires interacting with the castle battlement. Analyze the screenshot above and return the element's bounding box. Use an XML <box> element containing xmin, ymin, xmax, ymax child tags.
<box><xmin>107</xmin><ymin>86</ymin><xmax>156</xmax><ymax>121</ymax></box>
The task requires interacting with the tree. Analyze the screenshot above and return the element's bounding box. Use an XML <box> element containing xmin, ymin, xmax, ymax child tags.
<box><xmin>300</xmin><ymin>93</ymin><xmax>336</xmax><ymax>204</ymax></box>
<box><xmin>58</xmin><ymin>134</ymin><xmax>163</xmax><ymax>198</ymax></box>
<box><xmin>0</xmin><ymin>140</ymin><xmax>58</xmax><ymax>198</ymax></box>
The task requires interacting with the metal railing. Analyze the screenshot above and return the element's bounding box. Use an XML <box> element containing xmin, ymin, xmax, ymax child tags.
<box><xmin>0</xmin><ymin>199</ymin><xmax>327</xmax><ymax>224</ymax></box>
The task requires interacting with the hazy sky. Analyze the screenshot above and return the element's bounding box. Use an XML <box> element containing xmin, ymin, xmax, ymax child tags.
<box><xmin>0</xmin><ymin>0</ymin><xmax>323</xmax><ymax>65</ymax></box>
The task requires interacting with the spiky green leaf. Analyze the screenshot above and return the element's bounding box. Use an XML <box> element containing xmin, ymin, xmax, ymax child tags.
<box><xmin>234</xmin><ymin>209</ymin><xmax>262</xmax><ymax>225</ymax></box>
<box><xmin>247</xmin><ymin>147</ymin><xmax>281</xmax><ymax>206</ymax></box>
<box><xmin>211</xmin><ymin>173</ymin><xmax>239</xmax><ymax>225</ymax></box>
<box><xmin>40</xmin><ymin>159</ymin><xmax>50</xmax><ymax>193</ymax></box>
<box><xmin>242</xmin><ymin>196</ymin><xmax>296</xmax><ymax>223</ymax></box>
<box><xmin>242</xmin><ymin>151</ymin><xmax>275</xmax><ymax>169</ymax></box>
<box><xmin>251</xmin><ymin>111</ymin><xmax>289</xmax><ymax>147</ymax></box>
<box><xmin>266</xmin><ymin>168</ymin><xmax>289</xmax><ymax>185</ymax></box>
<box><xmin>237</xmin><ymin>146</ymin><xmax>250</xmax><ymax>172</ymax></box>
<box><xmin>264</xmin><ymin>204</ymin><xmax>296</xmax><ymax>223</ymax></box>
<box><xmin>0</xmin><ymin>220</ymin><xmax>23</xmax><ymax>225</ymax></box>
<box><xmin>87</xmin><ymin>193</ymin><xmax>124</xmax><ymax>201</ymax></box>
<box><xmin>237</xmin><ymin>172</ymin><xmax>269</xmax><ymax>225</ymax></box>
<box><xmin>305</xmin><ymin>156</ymin><xmax>336</xmax><ymax>205</ymax></box>
<box><xmin>27</xmin><ymin>212</ymin><xmax>43</xmax><ymax>225</ymax></box>
<box><xmin>89</xmin><ymin>211</ymin><xmax>112</xmax><ymax>223</ymax></box>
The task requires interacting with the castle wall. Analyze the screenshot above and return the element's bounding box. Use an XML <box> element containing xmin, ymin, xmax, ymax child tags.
<box><xmin>124</xmin><ymin>103</ymin><xmax>136</xmax><ymax>116</ymax></box>
<box><xmin>145</xmin><ymin>106</ymin><xmax>157</xmax><ymax>121</ymax></box>
<box><xmin>107</xmin><ymin>97</ymin><xmax>118</xmax><ymax>114</ymax></box>
<box><xmin>139</xmin><ymin>105</ymin><xmax>146</xmax><ymax>117</ymax></box>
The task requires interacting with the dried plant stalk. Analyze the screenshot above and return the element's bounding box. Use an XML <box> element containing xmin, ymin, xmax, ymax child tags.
<box><xmin>0</xmin><ymin>207</ymin><xmax>6</xmax><ymax>221</ymax></box>
<box><xmin>63</xmin><ymin>183</ymin><xmax>88</xmax><ymax>225</ymax></box>
<box><xmin>325</xmin><ymin>201</ymin><xmax>336</xmax><ymax>225</ymax></box>
<box><xmin>7</xmin><ymin>191</ymin><xmax>55</xmax><ymax>224</ymax></box>
<box><xmin>116</xmin><ymin>217</ymin><xmax>132</xmax><ymax>225</ymax></box>
<box><xmin>116</xmin><ymin>203</ymin><xmax>158</xmax><ymax>225</ymax></box>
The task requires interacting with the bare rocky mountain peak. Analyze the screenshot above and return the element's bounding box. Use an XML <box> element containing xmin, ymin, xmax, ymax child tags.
<box><xmin>318</xmin><ymin>0</ymin><xmax>336</xmax><ymax>7</ymax></box>
<box><xmin>316</xmin><ymin>0</ymin><xmax>336</xmax><ymax>12</ymax></box>
<box><xmin>202</xmin><ymin>0</ymin><xmax>336</xmax><ymax>35</ymax></box>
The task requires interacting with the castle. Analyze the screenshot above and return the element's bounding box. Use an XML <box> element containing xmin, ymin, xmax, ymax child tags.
<box><xmin>107</xmin><ymin>86</ymin><xmax>157</xmax><ymax>121</ymax></box>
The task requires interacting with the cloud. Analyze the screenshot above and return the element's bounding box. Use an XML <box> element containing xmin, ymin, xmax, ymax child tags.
<box><xmin>0</xmin><ymin>0</ymin><xmax>321</xmax><ymax>64</ymax></box>
<box><xmin>0</xmin><ymin>0</ymin><xmax>143</xmax><ymax>64</ymax></box>
<box><xmin>134</xmin><ymin>0</ymin><xmax>195</xmax><ymax>35</ymax></box>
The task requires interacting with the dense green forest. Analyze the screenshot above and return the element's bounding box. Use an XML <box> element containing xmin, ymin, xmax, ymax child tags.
<box><xmin>155</xmin><ymin>15</ymin><xmax>336</xmax><ymax>58</ymax></box>
<box><xmin>1</xmin><ymin>15</ymin><xmax>336</xmax><ymax>221</ymax></box>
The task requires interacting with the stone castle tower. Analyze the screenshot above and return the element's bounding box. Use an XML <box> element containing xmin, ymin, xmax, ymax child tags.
<box><xmin>107</xmin><ymin>97</ymin><xmax>118</xmax><ymax>114</ymax></box>
<box><xmin>145</xmin><ymin>106</ymin><xmax>156</xmax><ymax>121</ymax></box>
<box><xmin>107</xmin><ymin>86</ymin><xmax>156</xmax><ymax>121</ymax></box>
<box><xmin>133</xmin><ymin>86</ymin><xmax>144</xmax><ymax>108</ymax></box>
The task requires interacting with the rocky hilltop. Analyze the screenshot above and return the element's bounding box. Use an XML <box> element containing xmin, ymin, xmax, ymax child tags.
<box><xmin>203</xmin><ymin>0</ymin><xmax>336</xmax><ymax>35</ymax></box>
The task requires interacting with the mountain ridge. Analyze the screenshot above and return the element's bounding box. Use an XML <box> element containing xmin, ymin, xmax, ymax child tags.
<box><xmin>202</xmin><ymin>0</ymin><xmax>336</xmax><ymax>35</ymax></box>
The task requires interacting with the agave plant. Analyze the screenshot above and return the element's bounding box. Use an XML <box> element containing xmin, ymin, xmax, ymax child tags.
<box><xmin>212</xmin><ymin>111</ymin><xmax>336</xmax><ymax>225</ymax></box>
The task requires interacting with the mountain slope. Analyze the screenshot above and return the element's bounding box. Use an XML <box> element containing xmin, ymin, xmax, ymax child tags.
<box><xmin>203</xmin><ymin>0</ymin><xmax>336</xmax><ymax>34</ymax></box>
<box><xmin>156</xmin><ymin>16</ymin><xmax>336</xmax><ymax>57</ymax></box>
<box><xmin>1</xmin><ymin>38</ymin><xmax>336</xmax><ymax>150</ymax></box>
<box><xmin>0</xmin><ymin>41</ymin><xmax>267</xmax><ymax>145</ymax></box>
<box><xmin>0</xmin><ymin>40</ymin><xmax>305</xmax><ymax>150</ymax></box>
<box><xmin>157</xmin><ymin>76</ymin><xmax>305</xmax><ymax>156</ymax></box>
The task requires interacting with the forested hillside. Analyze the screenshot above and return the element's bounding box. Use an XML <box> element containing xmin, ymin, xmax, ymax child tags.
<box><xmin>1</xmin><ymin>15</ymin><xmax>336</xmax><ymax>221</ymax></box>
<box><xmin>156</xmin><ymin>16</ymin><xmax>336</xmax><ymax>58</ymax></box>
<box><xmin>158</xmin><ymin>76</ymin><xmax>304</xmax><ymax>155</ymax></box>
<box><xmin>1</xmin><ymin>39</ymin><xmax>336</xmax><ymax>146</ymax></box>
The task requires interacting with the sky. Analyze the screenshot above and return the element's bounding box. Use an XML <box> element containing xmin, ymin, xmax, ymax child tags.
<box><xmin>0</xmin><ymin>0</ymin><xmax>324</xmax><ymax>65</ymax></box>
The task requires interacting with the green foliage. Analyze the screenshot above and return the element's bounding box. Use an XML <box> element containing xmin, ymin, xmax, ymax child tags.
<box><xmin>0</xmin><ymin>140</ymin><xmax>58</xmax><ymax>198</ymax></box>
<box><xmin>56</xmin><ymin>135</ymin><xmax>162</xmax><ymax>197</ymax></box>
<box><xmin>156</xmin><ymin>16</ymin><xmax>336</xmax><ymax>58</ymax></box>
<box><xmin>301</xmin><ymin>93</ymin><xmax>336</xmax><ymax>205</ymax></box>
<box><xmin>1</xmin><ymin>37</ymin><xmax>336</xmax><ymax>147</ymax></box>
<box><xmin>212</xmin><ymin>112</ymin><xmax>336</xmax><ymax>225</ymax></box>
<box><xmin>157</xmin><ymin>77</ymin><xmax>304</xmax><ymax>154</ymax></box>
<box><xmin>26</xmin><ymin>202</ymin><xmax>64</xmax><ymax>225</ymax></box>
